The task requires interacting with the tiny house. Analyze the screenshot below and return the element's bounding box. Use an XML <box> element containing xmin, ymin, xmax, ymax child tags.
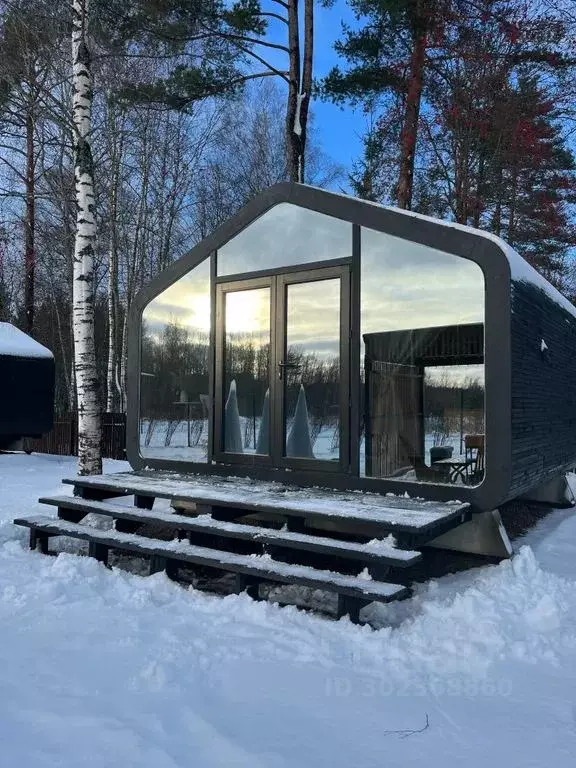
<box><xmin>0</xmin><ymin>323</ymin><xmax>54</xmax><ymax>450</ymax></box>
<box><xmin>17</xmin><ymin>185</ymin><xmax>576</xmax><ymax>618</ymax></box>
<box><xmin>126</xmin><ymin>183</ymin><xmax>576</xmax><ymax>513</ymax></box>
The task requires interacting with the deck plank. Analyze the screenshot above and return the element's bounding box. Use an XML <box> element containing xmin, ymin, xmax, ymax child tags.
<box><xmin>40</xmin><ymin>495</ymin><xmax>422</xmax><ymax>566</ymax></box>
<box><xmin>62</xmin><ymin>471</ymin><xmax>469</xmax><ymax>534</ymax></box>
<box><xmin>14</xmin><ymin>515</ymin><xmax>409</xmax><ymax>604</ymax></box>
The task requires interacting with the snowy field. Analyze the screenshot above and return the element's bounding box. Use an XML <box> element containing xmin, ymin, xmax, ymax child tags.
<box><xmin>1</xmin><ymin>454</ymin><xmax>576</xmax><ymax>766</ymax></box>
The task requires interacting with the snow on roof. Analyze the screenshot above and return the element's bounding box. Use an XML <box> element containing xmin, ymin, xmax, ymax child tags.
<box><xmin>310</xmin><ymin>187</ymin><xmax>576</xmax><ymax>320</ymax></box>
<box><xmin>0</xmin><ymin>323</ymin><xmax>53</xmax><ymax>359</ymax></box>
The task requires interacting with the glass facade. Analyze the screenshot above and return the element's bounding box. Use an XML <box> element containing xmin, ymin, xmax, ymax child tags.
<box><xmin>283</xmin><ymin>277</ymin><xmax>341</xmax><ymax>462</ymax></box>
<box><xmin>140</xmin><ymin>258</ymin><xmax>211</xmax><ymax>462</ymax></box>
<box><xmin>217</xmin><ymin>203</ymin><xmax>351</xmax><ymax>276</ymax></box>
<box><xmin>138</xmin><ymin>201</ymin><xmax>486</xmax><ymax>488</ymax></box>
<box><xmin>216</xmin><ymin>270</ymin><xmax>345</xmax><ymax>463</ymax></box>
<box><xmin>360</xmin><ymin>227</ymin><xmax>485</xmax><ymax>485</ymax></box>
<box><xmin>222</xmin><ymin>286</ymin><xmax>271</xmax><ymax>455</ymax></box>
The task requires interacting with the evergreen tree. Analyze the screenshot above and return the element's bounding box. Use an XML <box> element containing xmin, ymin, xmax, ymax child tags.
<box><xmin>323</xmin><ymin>0</ymin><xmax>443</xmax><ymax>209</ymax></box>
<box><xmin>97</xmin><ymin>0</ymin><xmax>265</xmax><ymax>106</ymax></box>
<box><xmin>491</xmin><ymin>77</ymin><xmax>576</xmax><ymax>284</ymax></box>
<box><xmin>98</xmin><ymin>0</ymin><xmax>317</xmax><ymax>182</ymax></box>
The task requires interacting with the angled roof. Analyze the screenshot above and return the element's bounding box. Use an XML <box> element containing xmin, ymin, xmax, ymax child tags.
<box><xmin>0</xmin><ymin>323</ymin><xmax>53</xmax><ymax>359</ymax></box>
<box><xmin>134</xmin><ymin>182</ymin><xmax>575</xmax><ymax>319</ymax></box>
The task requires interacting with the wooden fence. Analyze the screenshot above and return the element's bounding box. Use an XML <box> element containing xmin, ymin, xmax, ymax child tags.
<box><xmin>28</xmin><ymin>412</ymin><xmax>126</xmax><ymax>460</ymax></box>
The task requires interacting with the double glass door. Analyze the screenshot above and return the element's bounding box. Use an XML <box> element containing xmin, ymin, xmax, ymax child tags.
<box><xmin>214</xmin><ymin>266</ymin><xmax>350</xmax><ymax>471</ymax></box>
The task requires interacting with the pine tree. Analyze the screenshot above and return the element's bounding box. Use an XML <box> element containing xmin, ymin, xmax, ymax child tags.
<box><xmin>491</xmin><ymin>77</ymin><xmax>576</xmax><ymax>285</ymax></box>
<box><xmin>323</xmin><ymin>0</ymin><xmax>442</xmax><ymax>209</ymax></box>
<box><xmin>100</xmin><ymin>0</ymin><xmax>317</xmax><ymax>183</ymax></box>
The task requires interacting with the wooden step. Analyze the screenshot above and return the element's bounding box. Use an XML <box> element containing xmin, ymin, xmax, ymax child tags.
<box><xmin>14</xmin><ymin>515</ymin><xmax>409</xmax><ymax>608</ymax></box>
<box><xmin>63</xmin><ymin>470</ymin><xmax>470</xmax><ymax>536</ymax></box>
<box><xmin>40</xmin><ymin>495</ymin><xmax>422</xmax><ymax>568</ymax></box>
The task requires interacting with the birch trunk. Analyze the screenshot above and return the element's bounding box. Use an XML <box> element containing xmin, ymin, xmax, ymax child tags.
<box><xmin>71</xmin><ymin>0</ymin><xmax>102</xmax><ymax>475</ymax></box>
<box><xmin>24</xmin><ymin>107</ymin><xmax>35</xmax><ymax>335</ymax></box>
<box><xmin>105</xmin><ymin>102</ymin><xmax>123</xmax><ymax>412</ymax></box>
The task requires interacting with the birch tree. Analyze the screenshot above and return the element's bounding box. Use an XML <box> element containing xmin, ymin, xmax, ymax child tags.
<box><xmin>0</xmin><ymin>0</ymin><xmax>63</xmax><ymax>332</ymax></box>
<box><xmin>71</xmin><ymin>0</ymin><xmax>102</xmax><ymax>474</ymax></box>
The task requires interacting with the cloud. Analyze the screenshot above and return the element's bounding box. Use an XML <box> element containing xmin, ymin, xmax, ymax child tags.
<box><xmin>218</xmin><ymin>203</ymin><xmax>351</xmax><ymax>276</ymax></box>
<box><xmin>141</xmin><ymin>209</ymin><xmax>485</xmax><ymax>364</ymax></box>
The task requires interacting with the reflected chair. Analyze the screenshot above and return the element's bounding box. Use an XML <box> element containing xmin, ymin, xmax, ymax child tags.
<box><xmin>429</xmin><ymin>445</ymin><xmax>454</xmax><ymax>483</ymax></box>
<box><xmin>464</xmin><ymin>434</ymin><xmax>485</xmax><ymax>485</ymax></box>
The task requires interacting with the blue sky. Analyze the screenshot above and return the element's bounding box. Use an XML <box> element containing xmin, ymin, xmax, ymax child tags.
<box><xmin>311</xmin><ymin>1</ymin><xmax>365</xmax><ymax>178</ymax></box>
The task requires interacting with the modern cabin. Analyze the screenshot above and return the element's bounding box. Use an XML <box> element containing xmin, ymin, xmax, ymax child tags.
<box><xmin>0</xmin><ymin>322</ymin><xmax>54</xmax><ymax>450</ymax></box>
<box><xmin>126</xmin><ymin>183</ymin><xmax>576</xmax><ymax>513</ymax></box>
<box><xmin>16</xmin><ymin>184</ymin><xmax>576</xmax><ymax>618</ymax></box>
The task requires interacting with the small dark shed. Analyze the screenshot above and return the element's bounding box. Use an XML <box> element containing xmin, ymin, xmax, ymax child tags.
<box><xmin>0</xmin><ymin>323</ymin><xmax>54</xmax><ymax>450</ymax></box>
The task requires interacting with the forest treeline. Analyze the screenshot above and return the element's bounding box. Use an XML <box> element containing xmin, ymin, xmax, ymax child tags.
<box><xmin>0</xmin><ymin>0</ymin><xmax>574</xmax><ymax>471</ymax></box>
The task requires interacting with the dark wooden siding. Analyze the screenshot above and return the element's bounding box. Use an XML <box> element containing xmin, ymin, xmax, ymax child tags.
<box><xmin>509</xmin><ymin>280</ymin><xmax>576</xmax><ymax>498</ymax></box>
<box><xmin>0</xmin><ymin>354</ymin><xmax>54</xmax><ymax>437</ymax></box>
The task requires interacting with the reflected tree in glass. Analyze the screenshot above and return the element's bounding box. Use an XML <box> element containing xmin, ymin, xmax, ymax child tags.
<box><xmin>223</xmin><ymin>287</ymin><xmax>271</xmax><ymax>455</ymax></box>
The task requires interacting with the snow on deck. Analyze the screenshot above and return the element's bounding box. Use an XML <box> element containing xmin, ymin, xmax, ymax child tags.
<box><xmin>0</xmin><ymin>321</ymin><xmax>53</xmax><ymax>358</ymax></box>
<box><xmin>16</xmin><ymin>515</ymin><xmax>406</xmax><ymax>600</ymax></box>
<box><xmin>40</xmin><ymin>496</ymin><xmax>420</xmax><ymax>562</ymax></box>
<box><xmin>2</xmin><ymin>453</ymin><xmax>576</xmax><ymax>767</ymax></box>
<box><xmin>67</xmin><ymin>470</ymin><xmax>468</xmax><ymax>531</ymax></box>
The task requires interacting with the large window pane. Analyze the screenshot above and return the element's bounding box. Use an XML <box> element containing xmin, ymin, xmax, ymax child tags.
<box><xmin>360</xmin><ymin>228</ymin><xmax>485</xmax><ymax>486</ymax></box>
<box><xmin>283</xmin><ymin>278</ymin><xmax>341</xmax><ymax>462</ymax></box>
<box><xmin>140</xmin><ymin>259</ymin><xmax>211</xmax><ymax>462</ymax></box>
<box><xmin>217</xmin><ymin>203</ymin><xmax>351</xmax><ymax>276</ymax></box>
<box><xmin>222</xmin><ymin>287</ymin><xmax>271</xmax><ymax>455</ymax></box>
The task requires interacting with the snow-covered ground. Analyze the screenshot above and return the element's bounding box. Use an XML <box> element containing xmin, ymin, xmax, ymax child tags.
<box><xmin>1</xmin><ymin>453</ymin><xmax>576</xmax><ymax>767</ymax></box>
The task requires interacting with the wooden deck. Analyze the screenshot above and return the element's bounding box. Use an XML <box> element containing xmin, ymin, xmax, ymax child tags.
<box><xmin>14</xmin><ymin>469</ymin><xmax>472</xmax><ymax>623</ymax></box>
<box><xmin>41</xmin><ymin>496</ymin><xmax>423</xmax><ymax>567</ymax></box>
<box><xmin>63</xmin><ymin>470</ymin><xmax>470</xmax><ymax>536</ymax></box>
<box><xmin>15</xmin><ymin>516</ymin><xmax>410</xmax><ymax>605</ymax></box>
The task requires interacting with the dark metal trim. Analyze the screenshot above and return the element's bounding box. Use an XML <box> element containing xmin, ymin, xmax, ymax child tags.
<box><xmin>275</xmin><ymin>264</ymin><xmax>351</xmax><ymax>473</ymax></box>
<box><xmin>208</xmin><ymin>252</ymin><xmax>217</xmax><ymax>461</ymax></box>
<box><xmin>126</xmin><ymin>182</ymin><xmax>512</xmax><ymax>512</ymax></box>
<box><xmin>211</xmin><ymin>265</ymin><xmax>351</xmax><ymax>472</ymax></box>
<box><xmin>350</xmin><ymin>224</ymin><xmax>361</xmax><ymax>476</ymax></box>
<box><xmin>214</xmin><ymin>257</ymin><xmax>352</xmax><ymax>285</ymax></box>
<box><xmin>213</xmin><ymin>275</ymin><xmax>273</xmax><ymax>464</ymax></box>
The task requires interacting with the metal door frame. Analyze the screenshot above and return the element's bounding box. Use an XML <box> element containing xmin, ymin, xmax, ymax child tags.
<box><xmin>274</xmin><ymin>265</ymin><xmax>350</xmax><ymax>473</ymax></box>
<box><xmin>213</xmin><ymin>265</ymin><xmax>351</xmax><ymax>472</ymax></box>
<box><xmin>213</xmin><ymin>275</ymin><xmax>273</xmax><ymax>467</ymax></box>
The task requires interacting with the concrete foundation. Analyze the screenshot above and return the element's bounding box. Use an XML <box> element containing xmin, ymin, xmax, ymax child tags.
<box><xmin>520</xmin><ymin>474</ymin><xmax>575</xmax><ymax>508</ymax></box>
<box><xmin>427</xmin><ymin>509</ymin><xmax>513</xmax><ymax>559</ymax></box>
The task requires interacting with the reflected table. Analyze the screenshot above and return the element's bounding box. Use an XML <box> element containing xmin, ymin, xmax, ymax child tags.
<box><xmin>434</xmin><ymin>456</ymin><xmax>474</xmax><ymax>484</ymax></box>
